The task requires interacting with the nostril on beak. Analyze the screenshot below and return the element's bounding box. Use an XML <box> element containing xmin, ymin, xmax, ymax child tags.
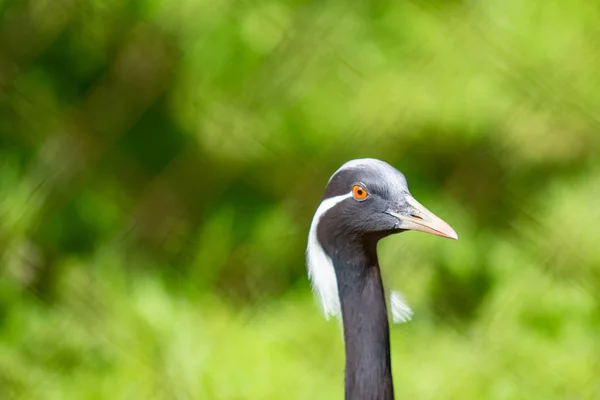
<box><xmin>411</xmin><ymin>214</ymin><xmax>424</xmax><ymax>221</ymax></box>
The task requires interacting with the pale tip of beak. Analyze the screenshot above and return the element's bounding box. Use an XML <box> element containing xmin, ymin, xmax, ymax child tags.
<box><xmin>439</xmin><ymin>221</ymin><xmax>458</xmax><ymax>240</ymax></box>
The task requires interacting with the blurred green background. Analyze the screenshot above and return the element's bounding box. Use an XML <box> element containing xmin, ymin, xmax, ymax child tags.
<box><xmin>1</xmin><ymin>0</ymin><xmax>599</xmax><ymax>398</ymax></box>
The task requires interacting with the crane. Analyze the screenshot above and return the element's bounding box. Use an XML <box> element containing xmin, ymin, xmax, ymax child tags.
<box><xmin>306</xmin><ymin>158</ymin><xmax>457</xmax><ymax>400</ymax></box>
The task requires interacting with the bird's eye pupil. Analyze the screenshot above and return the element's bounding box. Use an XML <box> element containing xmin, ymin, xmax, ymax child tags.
<box><xmin>352</xmin><ymin>185</ymin><xmax>368</xmax><ymax>200</ymax></box>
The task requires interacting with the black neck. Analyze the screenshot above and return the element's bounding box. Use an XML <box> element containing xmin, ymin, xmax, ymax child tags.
<box><xmin>332</xmin><ymin>240</ymin><xmax>394</xmax><ymax>400</ymax></box>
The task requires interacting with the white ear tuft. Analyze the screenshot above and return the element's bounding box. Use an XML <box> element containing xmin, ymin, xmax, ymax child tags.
<box><xmin>306</xmin><ymin>193</ymin><xmax>352</xmax><ymax>319</ymax></box>
<box><xmin>390</xmin><ymin>290</ymin><xmax>413</xmax><ymax>324</ymax></box>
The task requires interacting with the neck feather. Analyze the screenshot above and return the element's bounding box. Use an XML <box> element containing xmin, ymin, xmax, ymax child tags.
<box><xmin>332</xmin><ymin>240</ymin><xmax>394</xmax><ymax>400</ymax></box>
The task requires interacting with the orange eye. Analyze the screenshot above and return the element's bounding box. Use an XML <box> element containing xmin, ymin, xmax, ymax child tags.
<box><xmin>352</xmin><ymin>185</ymin><xmax>368</xmax><ymax>200</ymax></box>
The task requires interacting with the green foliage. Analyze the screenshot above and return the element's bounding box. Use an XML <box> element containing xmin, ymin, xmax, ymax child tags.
<box><xmin>1</xmin><ymin>0</ymin><xmax>600</xmax><ymax>398</ymax></box>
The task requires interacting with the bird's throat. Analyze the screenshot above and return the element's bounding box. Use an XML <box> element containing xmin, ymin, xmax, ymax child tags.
<box><xmin>333</xmin><ymin>247</ymin><xmax>394</xmax><ymax>400</ymax></box>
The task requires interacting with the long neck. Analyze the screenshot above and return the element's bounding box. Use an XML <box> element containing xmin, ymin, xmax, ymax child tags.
<box><xmin>332</xmin><ymin>242</ymin><xmax>394</xmax><ymax>400</ymax></box>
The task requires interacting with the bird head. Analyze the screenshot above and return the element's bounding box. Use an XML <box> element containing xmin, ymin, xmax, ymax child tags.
<box><xmin>317</xmin><ymin>158</ymin><xmax>457</xmax><ymax>246</ymax></box>
<box><xmin>307</xmin><ymin>158</ymin><xmax>457</xmax><ymax>318</ymax></box>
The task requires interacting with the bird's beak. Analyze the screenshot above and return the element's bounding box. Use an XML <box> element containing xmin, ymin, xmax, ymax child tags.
<box><xmin>387</xmin><ymin>195</ymin><xmax>458</xmax><ymax>240</ymax></box>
